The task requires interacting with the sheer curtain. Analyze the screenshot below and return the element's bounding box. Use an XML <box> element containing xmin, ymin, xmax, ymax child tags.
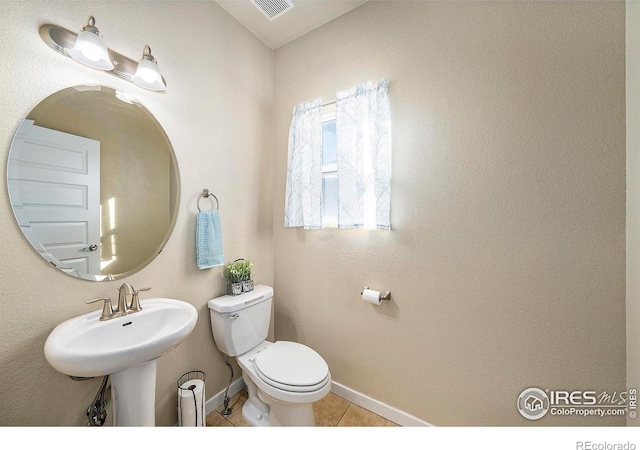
<box><xmin>284</xmin><ymin>99</ymin><xmax>323</xmax><ymax>229</ymax></box>
<box><xmin>336</xmin><ymin>79</ymin><xmax>391</xmax><ymax>229</ymax></box>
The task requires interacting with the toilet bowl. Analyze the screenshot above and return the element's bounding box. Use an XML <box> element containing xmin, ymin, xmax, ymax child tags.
<box><xmin>237</xmin><ymin>340</ymin><xmax>331</xmax><ymax>426</ymax></box>
<box><xmin>208</xmin><ymin>285</ymin><xmax>331</xmax><ymax>426</ymax></box>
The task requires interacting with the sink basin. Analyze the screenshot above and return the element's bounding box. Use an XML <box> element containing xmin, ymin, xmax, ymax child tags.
<box><xmin>45</xmin><ymin>298</ymin><xmax>197</xmax><ymax>377</ymax></box>
<box><xmin>44</xmin><ymin>298</ymin><xmax>197</xmax><ymax>426</ymax></box>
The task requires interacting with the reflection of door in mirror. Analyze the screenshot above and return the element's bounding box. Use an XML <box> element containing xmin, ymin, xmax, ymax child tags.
<box><xmin>7</xmin><ymin>120</ymin><xmax>101</xmax><ymax>274</ymax></box>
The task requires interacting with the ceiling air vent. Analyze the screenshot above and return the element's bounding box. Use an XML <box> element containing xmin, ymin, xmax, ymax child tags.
<box><xmin>251</xmin><ymin>0</ymin><xmax>295</xmax><ymax>21</ymax></box>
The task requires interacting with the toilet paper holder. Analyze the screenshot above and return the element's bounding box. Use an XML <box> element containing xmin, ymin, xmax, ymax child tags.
<box><xmin>361</xmin><ymin>286</ymin><xmax>391</xmax><ymax>302</ymax></box>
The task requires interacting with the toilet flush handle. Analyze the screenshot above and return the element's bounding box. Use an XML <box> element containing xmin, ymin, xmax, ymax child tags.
<box><xmin>227</xmin><ymin>313</ymin><xmax>239</xmax><ymax>320</ymax></box>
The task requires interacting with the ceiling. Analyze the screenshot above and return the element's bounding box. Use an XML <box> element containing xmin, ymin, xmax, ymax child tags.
<box><xmin>216</xmin><ymin>0</ymin><xmax>368</xmax><ymax>49</ymax></box>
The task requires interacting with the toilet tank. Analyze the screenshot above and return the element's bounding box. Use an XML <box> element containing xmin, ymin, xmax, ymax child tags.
<box><xmin>208</xmin><ymin>285</ymin><xmax>274</xmax><ymax>356</ymax></box>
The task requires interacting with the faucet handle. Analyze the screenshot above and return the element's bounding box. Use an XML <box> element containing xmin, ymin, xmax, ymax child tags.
<box><xmin>129</xmin><ymin>286</ymin><xmax>151</xmax><ymax>312</ymax></box>
<box><xmin>86</xmin><ymin>297</ymin><xmax>114</xmax><ymax>321</ymax></box>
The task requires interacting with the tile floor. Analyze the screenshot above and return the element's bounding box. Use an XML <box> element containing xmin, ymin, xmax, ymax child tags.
<box><xmin>206</xmin><ymin>390</ymin><xmax>400</xmax><ymax>427</ymax></box>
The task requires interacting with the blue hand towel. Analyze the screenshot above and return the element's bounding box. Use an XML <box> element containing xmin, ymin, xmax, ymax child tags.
<box><xmin>196</xmin><ymin>210</ymin><xmax>224</xmax><ymax>269</ymax></box>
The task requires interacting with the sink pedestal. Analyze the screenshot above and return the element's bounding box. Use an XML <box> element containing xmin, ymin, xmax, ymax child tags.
<box><xmin>111</xmin><ymin>360</ymin><xmax>157</xmax><ymax>426</ymax></box>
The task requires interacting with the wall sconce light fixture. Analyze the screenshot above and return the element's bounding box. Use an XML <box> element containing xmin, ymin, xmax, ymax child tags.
<box><xmin>40</xmin><ymin>16</ymin><xmax>167</xmax><ymax>92</ymax></box>
<box><xmin>132</xmin><ymin>46</ymin><xmax>166</xmax><ymax>91</ymax></box>
<box><xmin>67</xmin><ymin>16</ymin><xmax>113</xmax><ymax>71</ymax></box>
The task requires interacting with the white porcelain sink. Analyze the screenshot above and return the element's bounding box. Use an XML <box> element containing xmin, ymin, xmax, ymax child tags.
<box><xmin>45</xmin><ymin>298</ymin><xmax>197</xmax><ymax>377</ymax></box>
<box><xmin>44</xmin><ymin>298</ymin><xmax>198</xmax><ymax>426</ymax></box>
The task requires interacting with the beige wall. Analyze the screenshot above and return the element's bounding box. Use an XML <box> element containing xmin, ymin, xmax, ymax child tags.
<box><xmin>0</xmin><ymin>0</ymin><xmax>628</xmax><ymax>428</ymax></box>
<box><xmin>628</xmin><ymin>1</ymin><xmax>640</xmax><ymax>427</ymax></box>
<box><xmin>0</xmin><ymin>1</ymin><xmax>273</xmax><ymax>426</ymax></box>
<box><xmin>273</xmin><ymin>1</ymin><xmax>626</xmax><ymax>426</ymax></box>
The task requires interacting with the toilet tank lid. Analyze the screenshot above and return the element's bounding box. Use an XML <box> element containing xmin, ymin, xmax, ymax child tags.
<box><xmin>208</xmin><ymin>284</ymin><xmax>274</xmax><ymax>313</ymax></box>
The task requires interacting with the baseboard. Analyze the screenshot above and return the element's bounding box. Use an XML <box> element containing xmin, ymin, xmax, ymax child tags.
<box><xmin>203</xmin><ymin>378</ymin><xmax>432</xmax><ymax>427</ymax></box>
<box><xmin>330</xmin><ymin>381</ymin><xmax>432</xmax><ymax>427</ymax></box>
<box><xmin>204</xmin><ymin>377</ymin><xmax>246</xmax><ymax>416</ymax></box>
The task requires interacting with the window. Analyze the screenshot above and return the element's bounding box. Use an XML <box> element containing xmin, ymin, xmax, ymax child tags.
<box><xmin>321</xmin><ymin>113</ymin><xmax>338</xmax><ymax>226</ymax></box>
<box><xmin>284</xmin><ymin>79</ymin><xmax>390</xmax><ymax>230</ymax></box>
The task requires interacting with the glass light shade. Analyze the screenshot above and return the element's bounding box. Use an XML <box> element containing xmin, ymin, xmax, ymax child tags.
<box><xmin>132</xmin><ymin>59</ymin><xmax>166</xmax><ymax>92</ymax></box>
<box><xmin>68</xmin><ymin>30</ymin><xmax>114</xmax><ymax>71</ymax></box>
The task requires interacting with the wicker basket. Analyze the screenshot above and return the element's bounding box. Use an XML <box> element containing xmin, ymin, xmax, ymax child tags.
<box><xmin>242</xmin><ymin>279</ymin><xmax>254</xmax><ymax>292</ymax></box>
<box><xmin>227</xmin><ymin>279</ymin><xmax>254</xmax><ymax>296</ymax></box>
<box><xmin>227</xmin><ymin>282</ymin><xmax>243</xmax><ymax>296</ymax></box>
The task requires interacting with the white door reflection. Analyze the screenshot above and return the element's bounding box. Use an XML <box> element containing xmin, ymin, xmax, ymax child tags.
<box><xmin>8</xmin><ymin>119</ymin><xmax>101</xmax><ymax>274</ymax></box>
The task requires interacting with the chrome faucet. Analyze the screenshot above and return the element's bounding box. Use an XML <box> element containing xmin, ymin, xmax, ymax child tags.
<box><xmin>85</xmin><ymin>283</ymin><xmax>151</xmax><ymax>321</ymax></box>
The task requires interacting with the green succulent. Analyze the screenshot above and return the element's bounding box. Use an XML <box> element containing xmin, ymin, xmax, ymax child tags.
<box><xmin>223</xmin><ymin>259</ymin><xmax>253</xmax><ymax>283</ymax></box>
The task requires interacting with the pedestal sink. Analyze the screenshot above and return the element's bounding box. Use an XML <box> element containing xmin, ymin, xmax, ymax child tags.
<box><xmin>44</xmin><ymin>298</ymin><xmax>198</xmax><ymax>426</ymax></box>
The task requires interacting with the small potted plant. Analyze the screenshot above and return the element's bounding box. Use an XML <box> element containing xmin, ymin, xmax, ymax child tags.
<box><xmin>223</xmin><ymin>259</ymin><xmax>254</xmax><ymax>296</ymax></box>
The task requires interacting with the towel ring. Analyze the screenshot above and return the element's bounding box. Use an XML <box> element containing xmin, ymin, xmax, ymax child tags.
<box><xmin>197</xmin><ymin>189</ymin><xmax>219</xmax><ymax>211</ymax></box>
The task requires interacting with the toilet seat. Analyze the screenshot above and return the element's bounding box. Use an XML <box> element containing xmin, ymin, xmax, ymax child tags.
<box><xmin>253</xmin><ymin>341</ymin><xmax>330</xmax><ymax>393</ymax></box>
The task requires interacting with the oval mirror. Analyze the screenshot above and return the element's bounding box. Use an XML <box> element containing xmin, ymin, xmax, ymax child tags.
<box><xmin>7</xmin><ymin>85</ymin><xmax>179</xmax><ymax>281</ymax></box>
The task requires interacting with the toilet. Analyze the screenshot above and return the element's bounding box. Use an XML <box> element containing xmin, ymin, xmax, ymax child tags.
<box><xmin>208</xmin><ymin>285</ymin><xmax>331</xmax><ymax>426</ymax></box>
